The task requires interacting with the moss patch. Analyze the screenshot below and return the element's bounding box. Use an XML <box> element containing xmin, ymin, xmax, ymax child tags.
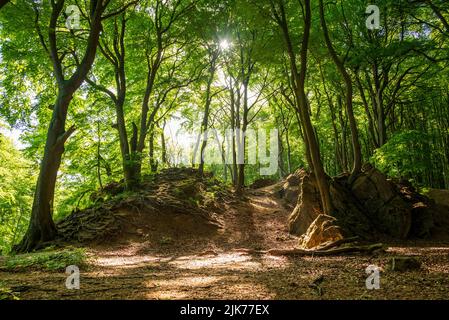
<box><xmin>0</xmin><ymin>247</ymin><xmax>86</xmax><ymax>272</ymax></box>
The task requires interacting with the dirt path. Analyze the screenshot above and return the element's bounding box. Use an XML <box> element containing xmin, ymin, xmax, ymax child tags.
<box><xmin>2</xmin><ymin>189</ymin><xmax>449</xmax><ymax>300</ymax></box>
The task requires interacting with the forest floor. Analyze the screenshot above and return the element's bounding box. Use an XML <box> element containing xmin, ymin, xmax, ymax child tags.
<box><xmin>2</xmin><ymin>186</ymin><xmax>449</xmax><ymax>300</ymax></box>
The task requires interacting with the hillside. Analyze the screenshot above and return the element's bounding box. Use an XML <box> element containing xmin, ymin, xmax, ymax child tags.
<box><xmin>1</xmin><ymin>168</ymin><xmax>449</xmax><ymax>300</ymax></box>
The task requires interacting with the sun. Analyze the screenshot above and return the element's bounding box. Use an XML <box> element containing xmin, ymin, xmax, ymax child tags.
<box><xmin>219</xmin><ymin>39</ymin><xmax>232</xmax><ymax>51</ymax></box>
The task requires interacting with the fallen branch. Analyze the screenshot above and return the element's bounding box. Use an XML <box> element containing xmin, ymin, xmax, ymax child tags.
<box><xmin>311</xmin><ymin>236</ymin><xmax>359</xmax><ymax>251</ymax></box>
<box><xmin>234</xmin><ymin>242</ymin><xmax>385</xmax><ymax>256</ymax></box>
<box><xmin>267</xmin><ymin>243</ymin><xmax>385</xmax><ymax>256</ymax></box>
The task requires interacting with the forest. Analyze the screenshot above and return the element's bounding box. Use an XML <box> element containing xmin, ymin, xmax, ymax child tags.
<box><xmin>0</xmin><ymin>0</ymin><xmax>449</xmax><ymax>301</ymax></box>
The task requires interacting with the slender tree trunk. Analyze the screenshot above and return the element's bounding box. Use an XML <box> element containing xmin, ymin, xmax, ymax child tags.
<box><xmin>161</xmin><ymin>121</ymin><xmax>168</xmax><ymax>166</ymax></box>
<box><xmin>228</xmin><ymin>75</ymin><xmax>238</xmax><ymax>187</ymax></box>
<box><xmin>319</xmin><ymin>0</ymin><xmax>362</xmax><ymax>183</ymax></box>
<box><xmin>356</xmin><ymin>74</ymin><xmax>378</xmax><ymax>149</ymax></box>
<box><xmin>285</xmin><ymin>130</ymin><xmax>292</xmax><ymax>174</ymax></box>
<box><xmin>278</xmin><ymin>130</ymin><xmax>285</xmax><ymax>178</ymax></box>
<box><xmin>337</xmin><ymin>96</ymin><xmax>349</xmax><ymax>172</ymax></box>
<box><xmin>198</xmin><ymin>50</ymin><xmax>218</xmax><ymax>176</ymax></box>
<box><xmin>236</xmin><ymin>83</ymin><xmax>249</xmax><ymax>191</ymax></box>
<box><xmin>377</xmin><ymin>90</ymin><xmax>387</xmax><ymax>146</ymax></box>
<box><xmin>97</xmin><ymin>121</ymin><xmax>103</xmax><ymax>190</ymax></box>
<box><xmin>114</xmin><ymin>97</ymin><xmax>137</xmax><ymax>188</ymax></box>
<box><xmin>149</xmin><ymin>124</ymin><xmax>158</xmax><ymax>173</ymax></box>
<box><xmin>274</xmin><ymin>0</ymin><xmax>333</xmax><ymax>214</ymax></box>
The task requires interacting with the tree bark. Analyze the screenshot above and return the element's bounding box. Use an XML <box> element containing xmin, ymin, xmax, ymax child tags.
<box><xmin>236</xmin><ymin>82</ymin><xmax>249</xmax><ymax>191</ymax></box>
<box><xmin>319</xmin><ymin>0</ymin><xmax>362</xmax><ymax>183</ymax></box>
<box><xmin>15</xmin><ymin>0</ymin><xmax>106</xmax><ymax>252</ymax></box>
<box><xmin>198</xmin><ymin>49</ymin><xmax>219</xmax><ymax>176</ymax></box>
<box><xmin>149</xmin><ymin>124</ymin><xmax>158</xmax><ymax>173</ymax></box>
<box><xmin>273</xmin><ymin>0</ymin><xmax>333</xmax><ymax>214</ymax></box>
<box><xmin>0</xmin><ymin>0</ymin><xmax>9</xmax><ymax>10</ymax></box>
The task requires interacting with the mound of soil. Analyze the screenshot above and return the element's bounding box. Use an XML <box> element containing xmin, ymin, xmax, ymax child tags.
<box><xmin>56</xmin><ymin>168</ymin><xmax>230</xmax><ymax>245</ymax></box>
<box><xmin>249</xmin><ymin>178</ymin><xmax>278</xmax><ymax>189</ymax></box>
<box><xmin>283</xmin><ymin>165</ymin><xmax>449</xmax><ymax>248</ymax></box>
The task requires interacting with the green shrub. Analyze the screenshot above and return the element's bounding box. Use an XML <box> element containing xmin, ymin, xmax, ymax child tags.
<box><xmin>372</xmin><ymin>130</ymin><xmax>432</xmax><ymax>182</ymax></box>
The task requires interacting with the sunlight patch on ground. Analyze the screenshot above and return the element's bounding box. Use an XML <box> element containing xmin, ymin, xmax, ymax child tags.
<box><xmin>249</xmin><ymin>202</ymin><xmax>274</xmax><ymax>212</ymax></box>
<box><xmin>145</xmin><ymin>276</ymin><xmax>223</xmax><ymax>299</ymax></box>
<box><xmin>144</xmin><ymin>275</ymin><xmax>274</xmax><ymax>299</ymax></box>
<box><xmin>168</xmin><ymin>252</ymin><xmax>291</xmax><ymax>270</ymax></box>
<box><xmin>249</xmin><ymin>198</ymin><xmax>278</xmax><ymax>210</ymax></box>
<box><xmin>425</xmin><ymin>265</ymin><xmax>449</xmax><ymax>274</ymax></box>
<box><xmin>94</xmin><ymin>255</ymin><xmax>172</xmax><ymax>268</ymax></box>
<box><xmin>169</xmin><ymin>253</ymin><xmax>258</xmax><ymax>270</ymax></box>
<box><xmin>151</xmin><ymin>275</ymin><xmax>222</xmax><ymax>288</ymax></box>
<box><xmin>146</xmin><ymin>290</ymin><xmax>191</xmax><ymax>300</ymax></box>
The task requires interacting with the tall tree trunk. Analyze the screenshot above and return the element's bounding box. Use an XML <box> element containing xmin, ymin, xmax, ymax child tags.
<box><xmin>337</xmin><ymin>96</ymin><xmax>349</xmax><ymax>172</ymax></box>
<box><xmin>377</xmin><ymin>90</ymin><xmax>387</xmax><ymax>146</ymax></box>
<box><xmin>114</xmin><ymin>97</ymin><xmax>136</xmax><ymax>188</ymax></box>
<box><xmin>278</xmin><ymin>129</ymin><xmax>285</xmax><ymax>178</ymax></box>
<box><xmin>149</xmin><ymin>124</ymin><xmax>158</xmax><ymax>173</ymax></box>
<box><xmin>319</xmin><ymin>0</ymin><xmax>362</xmax><ymax>183</ymax></box>
<box><xmin>17</xmin><ymin>89</ymin><xmax>76</xmax><ymax>251</ymax></box>
<box><xmin>134</xmin><ymin>46</ymin><xmax>163</xmax><ymax>180</ymax></box>
<box><xmin>198</xmin><ymin>50</ymin><xmax>218</xmax><ymax>176</ymax></box>
<box><xmin>228</xmin><ymin>74</ymin><xmax>238</xmax><ymax>187</ymax></box>
<box><xmin>236</xmin><ymin>83</ymin><xmax>249</xmax><ymax>191</ymax></box>
<box><xmin>274</xmin><ymin>0</ymin><xmax>333</xmax><ymax>214</ymax></box>
<box><xmin>161</xmin><ymin>121</ymin><xmax>168</xmax><ymax>166</ymax></box>
<box><xmin>16</xmin><ymin>0</ymin><xmax>106</xmax><ymax>252</ymax></box>
<box><xmin>356</xmin><ymin>73</ymin><xmax>378</xmax><ymax>149</ymax></box>
<box><xmin>97</xmin><ymin>121</ymin><xmax>103</xmax><ymax>190</ymax></box>
<box><xmin>285</xmin><ymin>130</ymin><xmax>292</xmax><ymax>174</ymax></box>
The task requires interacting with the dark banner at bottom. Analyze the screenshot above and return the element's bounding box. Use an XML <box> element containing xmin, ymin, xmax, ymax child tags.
<box><xmin>0</xmin><ymin>300</ymin><xmax>445</xmax><ymax>319</ymax></box>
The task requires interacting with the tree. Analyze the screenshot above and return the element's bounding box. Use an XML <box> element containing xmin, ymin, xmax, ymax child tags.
<box><xmin>0</xmin><ymin>132</ymin><xmax>34</xmax><ymax>254</ymax></box>
<box><xmin>270</xmin><ymin>0</ymin><xmax>333</xmax><ymax>214</ymax></box>
<box><xmin>86</xmin><ymin>11</ymin><xmax>139</xmax><ymax>189</ymax></box>
<box><xmin>197</xmin><ymin>44</ymin><xmax>220</xmax><ymax>176</ymax></box>
<box><xmin>15</xmin><ymin>0</ymin><xmax>112</xmax><ymax>252</ymax></box>
<box><xmin>318</xmin><ymin>0</ymin><xmax>362</xmax><ymax>183</ymax></box>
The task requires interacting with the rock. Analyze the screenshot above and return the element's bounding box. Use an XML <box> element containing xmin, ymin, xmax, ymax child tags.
<box><xmin>351</xmin><ymin>166</ymin><xmax>412</xmax><ymax>239</ymax></box>
<box><xmin>288</xmin><ymin>171</ymin><xmax>322</xmax><ymax>236</ymax></box>
<box><xmin>286</xmin><ymin>164</ymin><xmax>443</xmax><ymax>242</ymax></box>
<box><xmin>278</xmin><ymin>169</ymin><xmax>304</xmax><ymax>207</ymax></box>
<box><xmin>410</xmin><ymin>202</ymin><xmax>434</xmax><ymax>238</ymax></box>
<box><xmin>425</xmin><ymin>203</ymin><xmax>449</xmax><ymax>239</ymax></box>
<box><xmin>427</xmin><ymin>189</ymin><xmax>449</xmax><ymax>208</ymax></box>
<box><xmin>289</xmin><ymin>170</ymin><xmax>374</xmax><ymax>240</ymax></box>
<box><xmin>388</xmin><ymin>256</ymin><xmax>421</xmax><ymax>272</ymax></box>
<box><xmin>329</xmin><ymin>181</ymin><xmax>374</xmax><ymax>240</ymax></box>
<box><xmin>374</xmin><ymin>196</ymin><xmax>412</xmax><ymax>238</ymax></box>
<box><xmin>283</xmin><ymin>186</ymin><xmax>300</xmax><ymax>206</ymax></box>
<box><xmin>298</xmin><ymin>214</ymin><xmax>345</xmax><ymax>249</ymax></box>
